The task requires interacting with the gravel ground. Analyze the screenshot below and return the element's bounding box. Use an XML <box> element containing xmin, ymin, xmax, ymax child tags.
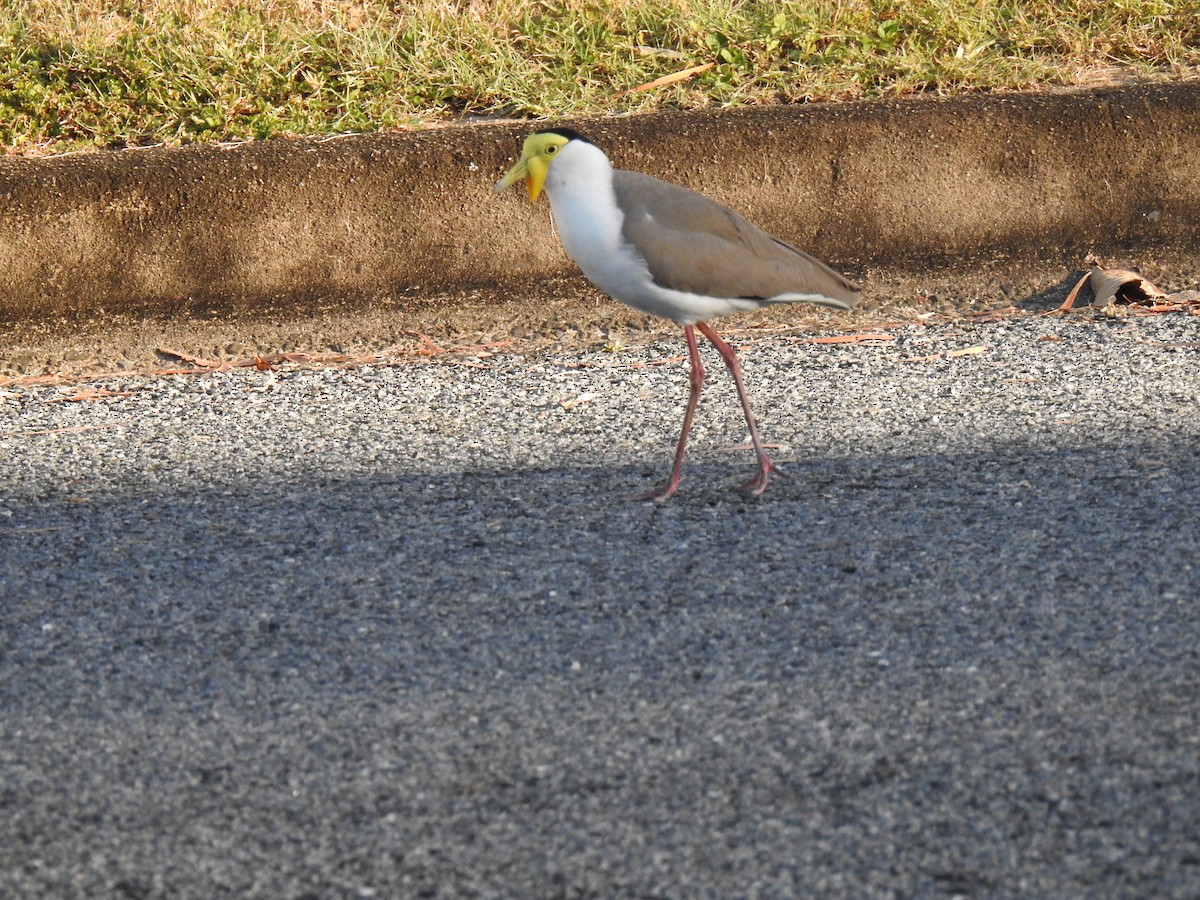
<box><xmin>2</xmin><ymin>310</ymin><xmax>1199</xmax><ymax>898</ymax></box>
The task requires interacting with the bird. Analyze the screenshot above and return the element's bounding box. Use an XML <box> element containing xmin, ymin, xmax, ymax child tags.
<box><xmin>495</xmin><ymin>128</ymin><xmax>861</xmax><ymax>502</ymax></box>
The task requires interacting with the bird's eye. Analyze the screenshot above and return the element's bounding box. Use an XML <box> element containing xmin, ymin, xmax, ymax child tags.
<box><xmin>546</xmin><ymin>144</ymin><xmax>557</xmax><ymax>154</ymax></box>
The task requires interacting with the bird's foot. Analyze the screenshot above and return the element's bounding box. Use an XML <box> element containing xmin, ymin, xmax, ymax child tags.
<box><xmin>739</xmin><ymin>461</ymin><xmax>774</xmax><ymax>497</ymax></box>
<box><xmin>624</xmin><ymin>481</ymin><xmax>679</xmax><ymax>503</ymax></box>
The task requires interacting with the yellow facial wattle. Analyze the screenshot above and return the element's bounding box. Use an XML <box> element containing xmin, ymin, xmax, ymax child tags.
<box><xmin>494</xmin><ymin>132</ymin><xmax>570</xmax><ymax>202</ymax></box>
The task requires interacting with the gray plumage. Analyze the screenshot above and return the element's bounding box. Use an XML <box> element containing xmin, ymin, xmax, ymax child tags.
<box><xmin>612</xmin><ymin>170</ymin><xmax>861</xmax><ymax>309</ymax></box>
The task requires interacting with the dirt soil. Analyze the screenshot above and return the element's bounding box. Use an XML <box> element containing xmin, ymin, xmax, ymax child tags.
<box><xmin>6</xmin><ymin>251</ymin><xmax>1197</xmax><ymax>380</ymax></box>
<box><xmin>1</xmin><ymin>81</ymin><xmax>1198</xmax><ymax>377</ymax></box>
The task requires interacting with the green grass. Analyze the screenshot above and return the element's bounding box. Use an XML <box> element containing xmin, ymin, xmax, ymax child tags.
<box><xmin>2</xmin><ymin>0</ymin><xmax>1197</xmax><ymax>155</ymax></box>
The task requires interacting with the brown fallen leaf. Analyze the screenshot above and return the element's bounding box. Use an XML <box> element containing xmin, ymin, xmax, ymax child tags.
<box><xmin>1087</xmin><ymin>265</ymin><xmax>1166</xmax><ymax>306</ymax></box>
<box><xmin>383</xmin><ymin>333</ymin><xmax>513</xmax><ymax>359</ymax></box>
<box><xmin>407</xmin><ymin>331</ymin><xmax>445</xmax><ymax>355</ymax></box>
<box><xmin>963</xmin><ymin>305</ymin><xmax>1019</xmax><ymax>318</ymax></box>
<box><xmin>45</xmin><ymin>387</ymin><xmax>134</xmax><ymax>403</ymax></box>
<box><xmin>619</xmin><ymin>62</ymin><xmax>714</xmax><ymax>96</ymax></box>
<box><xmin>1059</xmin><ymin>265</ymin><xmax>1167</xmax><ymax>311</ymax></box>
<box><xmin>0</xmin><ymin>372</ymin><xmax>64</xmax><ymax>387</ymax></box>
<box><xmin>1057</xmin><ymin>270</ymin><xmax>1092</xmax><ymax>312</ymax></box>
<box><xmin>156</xmin><ymin>346</ymin><xmax>224</xmax><ymax>367</ymax></box>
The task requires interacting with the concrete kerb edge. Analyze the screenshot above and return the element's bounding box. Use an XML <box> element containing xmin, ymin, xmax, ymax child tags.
<box><xmin>0</xmin><ymin>80</ymin><xmax>1198</xmax><ymax>334</ymax></box>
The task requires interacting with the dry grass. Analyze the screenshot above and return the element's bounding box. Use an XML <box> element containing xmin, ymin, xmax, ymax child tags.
<box><xmin>2</xmin><ymin>0</ymin><xmax>1198</xmax><ymax>154</ymax></box>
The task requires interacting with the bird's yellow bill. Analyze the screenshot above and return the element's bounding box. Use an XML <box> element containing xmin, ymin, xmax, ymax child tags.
<box><xmin>494</xmin><ymin>152</ymin><xmax>547</xmax><ymax>202</ymax></box>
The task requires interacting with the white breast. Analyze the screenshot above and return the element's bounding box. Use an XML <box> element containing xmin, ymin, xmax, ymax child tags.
<box><xmin>542</xmin><ymin>143</ymin><xmax>643</xmax><ymax>295</ymax></box>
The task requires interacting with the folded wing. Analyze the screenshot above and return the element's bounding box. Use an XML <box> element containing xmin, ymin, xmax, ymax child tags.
<box><xmin>613</xmin><ymin>170</ymin><xmax>861</xmax><ymax>309</ymax></box>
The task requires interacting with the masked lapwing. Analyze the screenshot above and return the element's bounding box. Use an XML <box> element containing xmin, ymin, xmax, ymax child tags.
<box><xmin>495</xmin><ymin>128</ymin><xmax>861</xmax><ymax>502</ymax></box>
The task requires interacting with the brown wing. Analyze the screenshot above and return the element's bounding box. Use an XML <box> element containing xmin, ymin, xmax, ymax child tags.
<box><xmin>613</xmin><ymin>170</ymin><xmax>861</xmax><ymax>308</ymax></box>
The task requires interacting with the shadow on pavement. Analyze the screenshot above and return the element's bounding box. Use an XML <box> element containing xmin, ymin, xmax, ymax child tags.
<box><xmin>2</xmin><ymin>439</ymin><xmax>1198</xmax><ymax>896</ymax></box>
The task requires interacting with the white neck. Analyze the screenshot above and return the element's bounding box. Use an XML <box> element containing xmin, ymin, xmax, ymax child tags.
<box><xmin>542</xmin><ymin>139</ymin><xmax>614</xmax><ymax>202</ymax></box>
<box><xmin>541</xmin><ymin>141</ymin><xmax>631</xmax><ymax>296</ymax></box>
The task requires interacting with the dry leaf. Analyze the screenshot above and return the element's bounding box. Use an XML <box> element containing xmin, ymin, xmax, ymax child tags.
<box><xmin>46</xmin><ymin>387</ymin><xmax>134</xmax><ymax>403</ymax></box>
<box><xmin>621</xmin><ymin>62</ymin><xmax>714</xmax><ymax>96</ymax></box>
<box><xmin>1087</xmin><ymin>265</ymin><xmax>1166</xmax><ymax>306</ymax></box>
<box><xmin>156</xmin><ymin>346</ymin><xmax>223</xmax><ymax>367</ymax></box>
<box><xmin>1057</xmin><ymin>271</ymin><xmax>1092</xmax><ymax>311</ymax></box>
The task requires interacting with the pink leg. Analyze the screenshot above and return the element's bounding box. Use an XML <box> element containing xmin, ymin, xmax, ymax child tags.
<box><xmin>695</xmin><ymin>321</ymin><xmax>774</xmax><ymax>496</ymax></box>
<box><xmin>627</xmin><ymin>324</ymin><xmax>705</xmax><ymax>503</ymax></box>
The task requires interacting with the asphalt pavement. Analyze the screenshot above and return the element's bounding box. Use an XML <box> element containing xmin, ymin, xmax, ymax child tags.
<box><xmin>2</xmin><ymin>310</ymin><xmax>1199</xmax><ymax>898</ymax></box>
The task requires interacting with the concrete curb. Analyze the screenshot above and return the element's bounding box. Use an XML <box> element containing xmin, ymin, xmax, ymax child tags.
<box><xmin>1</xmin><ymin>81</ymin><xmax>1198</xmax><ymax>331</ymax></box>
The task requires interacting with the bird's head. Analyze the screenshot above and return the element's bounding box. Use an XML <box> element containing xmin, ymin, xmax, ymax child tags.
<box><xmin>494</xmin><ymin>129</ymin><xmax>585</xmax><ymax>202</ymax></box>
